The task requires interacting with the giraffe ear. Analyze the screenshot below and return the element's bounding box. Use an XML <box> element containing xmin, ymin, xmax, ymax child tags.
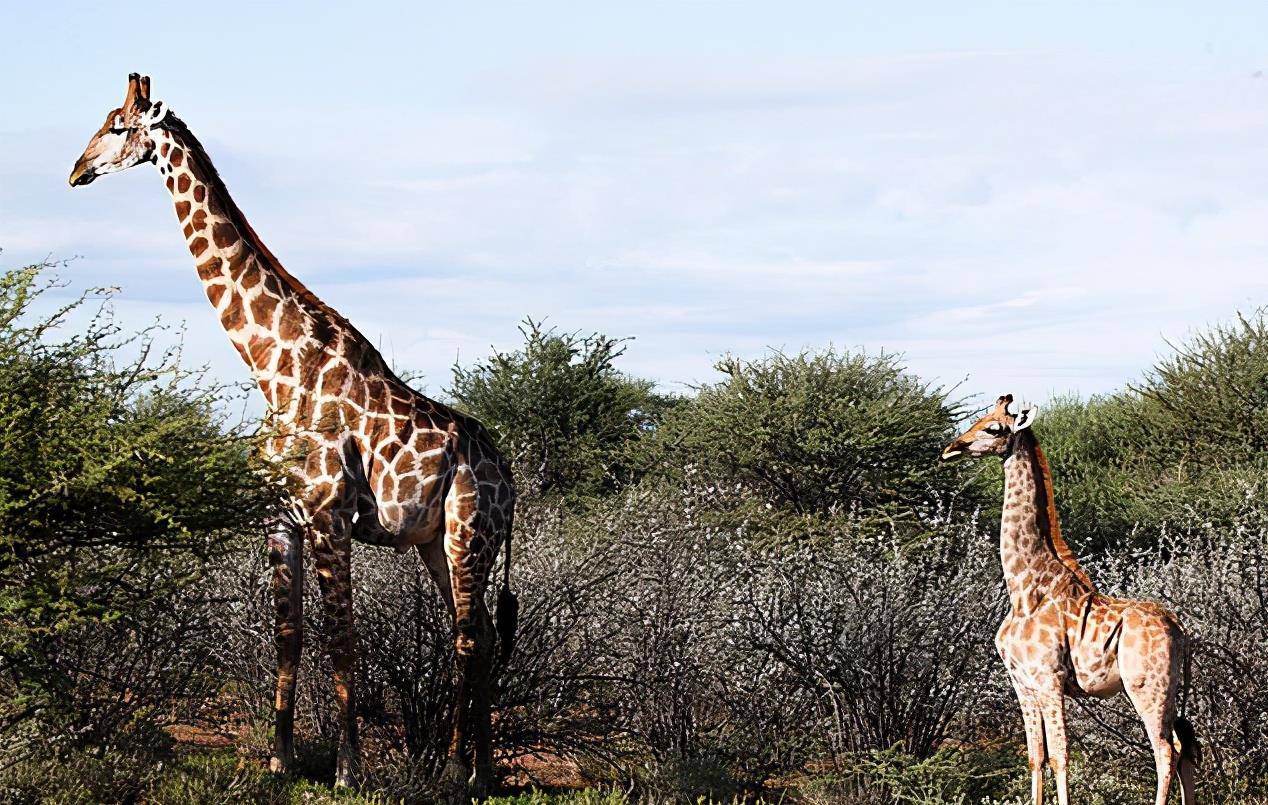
<box><xmin>1013</xmin><ymin>403</ymin><xmax>1039</xmax><ymax>431</ymax></box>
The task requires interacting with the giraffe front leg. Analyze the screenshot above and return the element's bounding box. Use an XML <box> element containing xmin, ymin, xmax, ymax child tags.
<box><xmin>311</xmin><ymin>518</ymin><xmax>360</xmax><ymax>788</ymax></box>
<box><xmin>268</xmin><ymin>519</ymin><xmax>304</xmax><ymax>775</ymax></box>
<box><xmin>1037</xmin><ymin>689</ymin><xmax>1070</xmax><ymax>805</ymax></box>
<box><xmin>1019</xmin><ymin>695</ymin><xmax>1048</xmax><ymax>805</ymax></box>
<box><xmin>1005</xmin><ymin>672</ymin><xmax>1048</xmax><ymax>805</ymax></box>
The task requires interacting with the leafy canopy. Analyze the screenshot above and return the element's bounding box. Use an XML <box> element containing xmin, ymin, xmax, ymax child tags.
<box><xmin>0</xmin><ymin>264</ymin><xmax>279</xmax><ymax>735</ymax></box>
<box><xmin>1039</xmin><ymin>311</ymin><xmax>1268</xmax><ymax>549</ymax></box>
<box><xmin>644</xmin><ymin>348</ymin><xmax>967</xmax><ymax>518</ymax></box>
<box><xmin>448</xmin><ymin>319</ymin><xmax>676</xmax><ymax>498</ymax></box>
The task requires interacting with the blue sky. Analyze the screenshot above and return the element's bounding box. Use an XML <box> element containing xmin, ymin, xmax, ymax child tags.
<box><xmin>3</xmin><ymin>2</ymin><xmax>1268</xmax><ymax>406</ymax></box>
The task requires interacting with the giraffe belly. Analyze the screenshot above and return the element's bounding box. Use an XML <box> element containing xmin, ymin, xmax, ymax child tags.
<box><xmin>348</xmin><ymin>429</ymin><xmax>454</xmax><ymax>549</ymax></box>
<box><xmin>346</xmin><ymin>479</ymin><xmax>446</xmax><ymax>547</ymax></box>
<box><xmin>388</xmin><ymin>503</ymin><xmax>446</xmax><ymax>547</ymax></box>
<box><xmin>1068</xmin><ymin>640</ymin><xmax>1124</xmax><ymax>698</ymax></box>
<box><xmin>348</xmin><ymin>501</ymin><xmax>442</xmax><ymax>548</ymax></box>
<box><xmin>349</xmin><ymin>469</ymin><xmax>449</xmax><ymax>549</ymax></box>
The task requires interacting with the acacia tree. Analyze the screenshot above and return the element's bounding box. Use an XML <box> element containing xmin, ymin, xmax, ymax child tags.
<box><xmin>1039</xmin><ymin>311</ymin><xmax>1268</xmax><ymax>550</ymax></box>
<box><xmin>448</xmin><ymin>319</ymin><xmax>676</xmax><ymax>498</ymax></box>
<box><xmin>642</xmin><ymin>349</ymin><xmax>970</xmax><ymax>521</ymax></box>
<box><xmin>0</xmin><ymin>264</ymin><xmax>279</xmax><ymax>756</ymax></box>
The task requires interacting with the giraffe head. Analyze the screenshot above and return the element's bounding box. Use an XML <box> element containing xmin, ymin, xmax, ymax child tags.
<box><xmin>69</xmin><ymin>73</ymin><xmax>170</xmax><ymax>187</ymax></box>
<box><xmin>940</xmin><ymin>393</ymin><xmax>1038</xmax><ymax>461</ymax></box>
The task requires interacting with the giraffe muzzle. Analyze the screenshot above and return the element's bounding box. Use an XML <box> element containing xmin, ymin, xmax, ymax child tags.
<box><xmin>68</xmin><ymin>162</ymin><xmax>97</xmax><ymax>187</ymax></box>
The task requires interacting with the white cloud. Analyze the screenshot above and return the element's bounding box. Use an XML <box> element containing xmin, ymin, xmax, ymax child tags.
<box><xmin>5</xmin><ymin>50</ymin><xmax>1267</xmax><ymax>411</ymax></box>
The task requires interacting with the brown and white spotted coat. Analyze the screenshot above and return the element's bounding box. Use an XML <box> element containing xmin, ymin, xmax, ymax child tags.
<box><xmin>70</xmin><ymin>74</ymin><xmax>516</xmax><ymax>794</ymax></box>
<box><xmin>942</xmin><ymin>395</ymin><xmax>1198</xmax><ymax>805</ymax></box>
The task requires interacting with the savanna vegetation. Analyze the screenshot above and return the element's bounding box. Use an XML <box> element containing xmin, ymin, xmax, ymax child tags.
<box><xmin>1</xmin><ymin>260</ymin><xmax>1265</xmax><ymax>804</ymax></box>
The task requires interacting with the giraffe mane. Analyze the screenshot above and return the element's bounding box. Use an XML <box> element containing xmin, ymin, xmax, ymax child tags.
<box><xmin>156</xmin><ymin>111</ymin><xmax>518</xmax><ymax>456</ymax></box>
<box><xmin>1028</xmin><ymin>436</ymin><xmax>1097</xmax><ymax>591</ymax></box>
<box><xmin>159</xmin><ymin>113</ymin><xmax>385</xmax><ymax>370</ymax></box>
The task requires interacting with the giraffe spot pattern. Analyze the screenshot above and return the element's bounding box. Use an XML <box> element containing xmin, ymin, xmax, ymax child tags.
<box><xmin>149</xmin><ymin>122</ymin><xmax>516</xmax><ymax>779</ymax></box>
<box><xmin>212</xmin><ymin>221</ymin><xmax>239</xmax><ymax>249</ymax></box>
<box><xmin>250</xmin><ymin>292</ymin><xmax>279</xmax><ymax>325</ymax></box>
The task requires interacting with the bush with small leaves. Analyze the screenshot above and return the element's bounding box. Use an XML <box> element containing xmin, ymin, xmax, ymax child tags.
<box><xmin>0</xmin><ymin>264</ymin><xmax>280</xmax><ymax>774</ymax></box>
<box><xmin>641</xmin><ymin>348</ymin><xmax>973</xmax><ymax>523</ymax></box>
<box><xmin>449</xmin><ymin>319</ymin><xmax>677</xmax><ymax>498</ymax></box>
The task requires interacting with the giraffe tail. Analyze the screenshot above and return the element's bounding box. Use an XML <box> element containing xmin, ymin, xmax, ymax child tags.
<box><xmin>1174</xmin><ymin>717</ymin><xmax>1201</xmax><ymax>767</ymax></box>
<box><xmin>495</xmin><ymin>528</ymin><xmax>518</xmax><ymax>664</ymax></box>
<box><xmin>1174</xmin><ymin>631</ymin><xmax>1201</xmax><ymax>767</ymax></box>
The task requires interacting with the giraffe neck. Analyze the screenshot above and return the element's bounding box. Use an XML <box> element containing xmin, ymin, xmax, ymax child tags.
<box><xmin>149</xmin><ymin>114</ymin><xmax>387</xmax><ymax>427</ymax></box>
<box><xmin>999</xmin><ymin>432</ymin><xmax>1093</xmax><ymax>612</ymax></box>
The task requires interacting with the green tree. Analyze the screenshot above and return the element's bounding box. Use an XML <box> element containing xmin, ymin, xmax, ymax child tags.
<box><xmin>1040</xmin><ymin>311</ymin><xmax>1268</xmax><ymax>550</ymax></box>
<box><xmin>0</xmin><ymin>264</ymin><xmax>279</xmax><ymax>751</ymax></box>
<box><xmin>448</xmin><ymin>319</ymin><xmax>676</xmax><ymax>498</ymax></box>
<box><xmin>642</xmin><ymin>349</ymin><xmax>969</xmax><ymax>519</ymax></box>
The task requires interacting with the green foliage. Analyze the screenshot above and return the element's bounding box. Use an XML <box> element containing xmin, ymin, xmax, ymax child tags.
<box><xmin>0</xmin><ymin>747</ymin><xmax>405</xmax><ymax>805</ymax></box>
<box><xmin>796</xmin><ymin>745</ymin><xmax>1024</xmax><ymax>805</ymax></box>
<box><xmin>1139</xmin><ymin>310</ymin><xmax>1268</xmax><ymax>465</ymax></box>
<box><xmin>449</xmin><ymin>319</ymin><xmax>676</xmax><ymax>497</ymax></box>
<box><xmin>1036</xmin><ymin>311</ymin><xmax>1268</xmax><ymax>550</ymax></box>
<box><xmin>5</xmin><ymin>256</ymin><xmax>1268</xmax><ymax>805</ymax></box>
<box><xmin>486</xmin><ymin>789</ymin><xmax>633</xmax><ymax>805</ymax></box>
<box><xmin>0</xmin><ymin>265</ymin><xmax>279</xmax><ymax>752</ymax></box>
<box><xmin>643</xmin><ymin>349</ymin><xmax>968</xmax><ymax>519</ymax></box>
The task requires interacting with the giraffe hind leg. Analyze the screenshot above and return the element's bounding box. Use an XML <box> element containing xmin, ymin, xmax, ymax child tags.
<box><xmin>1122</xmin><ymin>645</ymin><xmax>1182</xmax><ymax>805</ymax></box>
<box><xmin>310</xmin><ymin>516</ymin><xmax>361</xmax><ymax>788</ymax></box>
<box><xmin>468</xmin><ymin>601</ymin><xmax>496</xmax><ymax>794</ymax></box>
<box><xmin>1135</xmin><ymin>697</ymin><xmax>1179</xmax><ymax>805</ymax></box>
<box><xmin>418</xmin><ymin>525</ymin><xmax>499</xmax><ymax>798</ymax></box>
<box><xmin>1174</xmin><ymin>716</ymin><xmax>1199</xmax><ymax>805</ymax></box>
<box><xmin>440</xmin><ymin>468</ymin><xmax>498</xmax><ymax>799</ymax></box>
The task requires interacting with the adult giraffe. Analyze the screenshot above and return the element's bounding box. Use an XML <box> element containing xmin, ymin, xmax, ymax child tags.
<box><xmin>941</xmin><ymin>395</ymin><xmax>1198</xmax><ymax>805</ymax></box>
<box><xmin>69</xmin><ymin>74</ymin><xmax>517</xmax><ymax>794</ymax></box>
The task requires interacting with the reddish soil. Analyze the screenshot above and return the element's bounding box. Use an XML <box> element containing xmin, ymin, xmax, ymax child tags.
<box><xmin>165</xmin><ymin>722</ymin><xmax>237</xmax><ymax>749</ymax></box>
<box><xmin>503</xmin><ymin>750</ymin><xmax>591</xmax><ymax>789</ymax></box>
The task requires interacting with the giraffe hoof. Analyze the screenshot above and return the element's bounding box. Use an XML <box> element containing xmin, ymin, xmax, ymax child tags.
<box><xmin>439</xmin><ymin>758</ymin><xmax>470</xmax><ymax>800</ymax></box>
<box><xmin>334</xmin><ymin>755</ymin><xmax>358</xmax><ymax>789</ymax></box>
<box><xmin>471</xmin><ymin>763</ymin><xmax>495</xmax><ymax>798</ymax></box>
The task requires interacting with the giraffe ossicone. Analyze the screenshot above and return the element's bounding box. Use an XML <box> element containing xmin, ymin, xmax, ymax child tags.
<box><xmin>943</xmin><ymin>394</ymin><xmax>1199</xmax><ymax>805</ymax></box>
<box><xmin>70</xmin><ymin>73</ymin><xmax>517</xmax><ymax>796</ymax></box>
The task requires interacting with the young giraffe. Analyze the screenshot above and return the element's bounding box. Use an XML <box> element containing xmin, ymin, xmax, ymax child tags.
<box><xmin>941</xmin><ymin>395</ymin><xmax>1199</xmax><ymax>805</ymax></box>
<box><xmin>69</xmin><ymin>74</ymin><xmax>518</xmax><ymax>794</ymax></box>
